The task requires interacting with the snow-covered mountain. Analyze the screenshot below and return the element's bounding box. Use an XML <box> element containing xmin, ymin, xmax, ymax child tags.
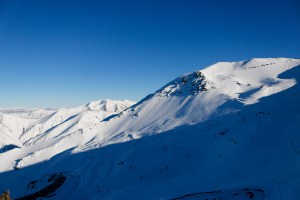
<box><xmin>0</xmin><ymin>58</ymin><xmax>300</xmax><ymax>200</ymax></box>
<box><xmin>0</xmin><ymin>99</ymin><xmax>135</xmax><ymax>153</ymax></box>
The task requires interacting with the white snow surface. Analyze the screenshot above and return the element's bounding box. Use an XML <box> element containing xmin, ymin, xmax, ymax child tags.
<box><xmin>0</xmin><ymin>99</ymin><xmax>135</xmax><ymax>155</ymax></box>
<box><xmin>0</xmin><ymin>58</ymin><xmax>300</xmax><ymax>200</ymax></box>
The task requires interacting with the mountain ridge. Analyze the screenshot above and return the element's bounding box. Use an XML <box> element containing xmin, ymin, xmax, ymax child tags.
<box><xmin>0</xmin><ymin>57</ymin><xmax>300</xmax><ymax>200</ymax></box>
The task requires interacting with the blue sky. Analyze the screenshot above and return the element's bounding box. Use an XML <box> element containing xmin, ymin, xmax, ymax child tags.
<box><xmin>0</xmin><ymin>0</ymin><xmax>299</xmax><ymax>108</ymax></box>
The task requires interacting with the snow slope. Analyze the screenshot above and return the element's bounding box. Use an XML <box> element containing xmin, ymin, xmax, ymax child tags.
<box><xmin>0</xmin><ymin>100</ymin><xmax>135</xmax><ymax>167</ymax></box>
<box><xmin>82</xmin><ymin>58</ymin><xmax>299</xmax><ymax>150</ymax></box>
<box><xmin>0</xmin><ymin>58</ymin><xmax>299</xmax><ymax>200</ymax></box>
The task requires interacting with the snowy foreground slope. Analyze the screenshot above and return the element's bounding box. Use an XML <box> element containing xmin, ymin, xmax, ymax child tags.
<box><xmin>0</xmin><ymin>58</ymin><xmax>300</xmax><ymax>200</ymax></box>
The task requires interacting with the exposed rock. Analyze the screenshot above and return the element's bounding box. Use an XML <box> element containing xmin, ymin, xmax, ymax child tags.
<box><xmin>0</xmin><ymin>191</ymin><xmax>12</xmax><ymax>200</ymax></box>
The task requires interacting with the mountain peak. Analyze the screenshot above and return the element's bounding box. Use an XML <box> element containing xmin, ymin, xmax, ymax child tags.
<box><xmin>85</xmin><ymin>99</ymin><xmax>136</xmax><ymax>112</ymax></box>
<box><xmin>1</xmin><ymin>58</ymin><xmax>300</xmax><ymax>200</ymax></box>
<box><xmin>155</xmin><ymin>71</ymin><xmax>210</xmax><ymax>97</ymax></box>
<box><xmin>153</xmin><ymin>58</ymin><xmax>300</xmax><ymax>102</ymax></box>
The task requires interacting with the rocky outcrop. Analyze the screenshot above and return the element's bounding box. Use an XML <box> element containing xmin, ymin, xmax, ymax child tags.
<box><xmin>0</xmin><ymin>191</ymin><xmax>12</xmax><ymax>200</ymax></box>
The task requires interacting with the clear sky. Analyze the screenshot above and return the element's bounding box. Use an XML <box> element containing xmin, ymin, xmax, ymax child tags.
<box><xmin>0</xmin><ymin>0</ymin><xmax>299</xmax><ymax>108</ymax></box>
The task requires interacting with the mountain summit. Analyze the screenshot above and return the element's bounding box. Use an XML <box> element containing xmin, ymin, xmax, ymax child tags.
<box><xmin>0</xmin><ymin>58</ymin><xmax>300</xmax><ymax>200</ymax></box>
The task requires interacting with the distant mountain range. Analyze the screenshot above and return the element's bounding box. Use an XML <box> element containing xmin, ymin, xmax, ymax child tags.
<box><xmin>0</xmin><ymin>58</ymin><xmax>300</xmax><ymax>200</ymax></box>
